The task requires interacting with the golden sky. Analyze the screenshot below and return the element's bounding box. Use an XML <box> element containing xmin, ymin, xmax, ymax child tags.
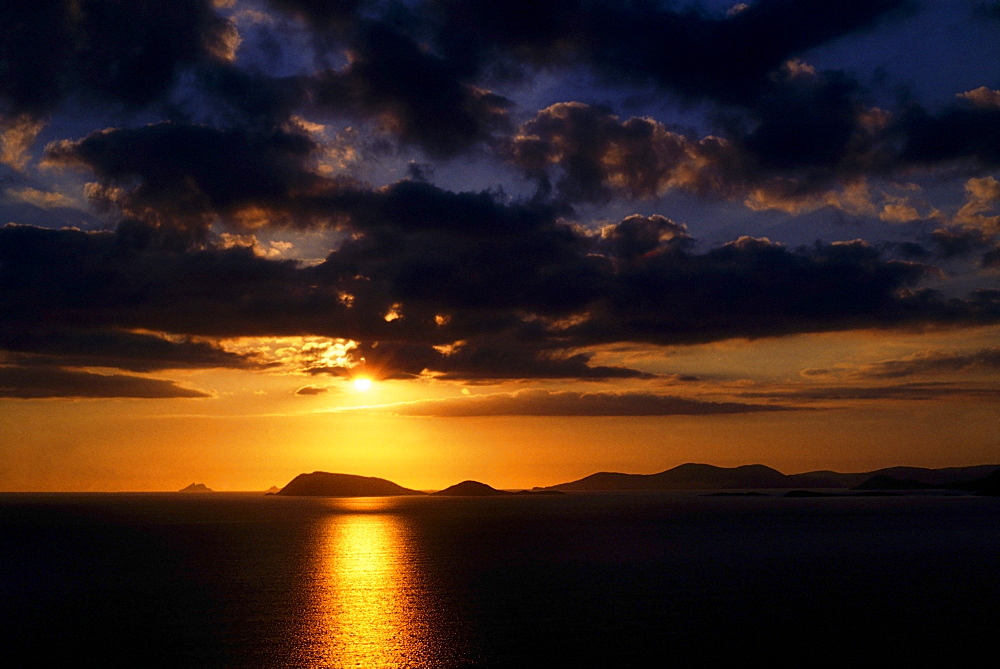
<box><xmin>3</xmin><ymin>326</ymin><xmax>996</xmax><ymax>491</ymax></box>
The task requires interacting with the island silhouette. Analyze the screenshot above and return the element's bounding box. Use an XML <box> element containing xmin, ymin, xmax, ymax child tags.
<box><xmin>178</xmin><ymin>482</ymin><xmax>213</xmax><ymax>493</ymax></box>
<box><xmin>271</xmin><ymin>463</ymin><xmax>1000</xmax><ymax>497</ymax></box>
<box><xmin>277</xmin><ymin>472</ymin><xmax>423</xmax><ymax>496</ymax></box>
<box><xmin>432</xmin><ymin>480</ymin><xmax>512</xmax><ymax>496</ymax></box>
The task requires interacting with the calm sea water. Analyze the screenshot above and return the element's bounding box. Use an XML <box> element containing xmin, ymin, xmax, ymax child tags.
<box><xmin>2</xmin><ymin>492</ymin><xmax>997</xmax><ymax>668</ymax></box>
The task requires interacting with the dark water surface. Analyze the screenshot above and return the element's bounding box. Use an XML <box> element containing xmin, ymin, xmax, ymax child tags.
<box><xmin>2</xmin><ymin>492</ymin><xmax>997</xmax><ymax>667</ymax></box>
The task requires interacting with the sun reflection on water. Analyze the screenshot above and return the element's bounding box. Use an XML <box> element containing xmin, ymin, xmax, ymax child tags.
<box><xmin>310</xmin><ymin>499</ymin><xmax>434</xmax><ymax>668</ymax></box>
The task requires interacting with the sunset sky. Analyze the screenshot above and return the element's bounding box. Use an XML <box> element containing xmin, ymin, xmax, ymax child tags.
<box><xmin>1</xmin><ymin>0</ymin><xmax>998</xmax><ymax>491</ymax></box>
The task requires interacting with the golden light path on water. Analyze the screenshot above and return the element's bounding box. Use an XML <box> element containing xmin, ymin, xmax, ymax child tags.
<box><xmin>309</xmin><ymin>498</ymin><xmax>438</xmax><ymax>668</ymax></box>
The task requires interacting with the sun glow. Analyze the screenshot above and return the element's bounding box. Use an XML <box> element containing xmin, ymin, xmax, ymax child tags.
<box><xmin>353</xmin><ymin>377</ymin><xmax>373</xmax><ymax>392</ymax></box>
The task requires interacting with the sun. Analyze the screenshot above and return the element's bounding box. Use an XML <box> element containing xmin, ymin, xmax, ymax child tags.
<box><xmin>352</xmin><ymin>376</ymin><xmax>373</xmax><ymax>392</ymax></box>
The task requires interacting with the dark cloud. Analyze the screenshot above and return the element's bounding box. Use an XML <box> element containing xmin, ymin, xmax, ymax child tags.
<box><xmin>5</xmin><ymin>0</ymin><xmax>990</xmax><ymax>188</ymax></box>
<box><xmin>428</xmin><ymin>0</ymin><xmax>946</xmax><ymax>194</ymax></box>
<box><xmin>189</xmin><ymin>63</ymin><xmax>307</xmax><ymax>132</ymax></box>
<box><xmin>308</xmin><ymin>340</ymin><xmax>445</xmax><ymax>381</ymax></box>
<box><xmin>889</xmin><ymin>102</ymin><xmax>1000</xmax><ymax>169</ymax></box>
<box><xmin>0</xmin><ymin>0</ymin><xmax>995</xmax><ymax>413</ymax></box>
<box><xmin>44</xmin><ymin>122</ymin><xmax>333</xmax><ymax>238</ymax></box>
<box><xmin>10</xmin><ymin>1</ymin><xmax>990</xmax><ymax>216</ymax></box>
<box><xmin>508</xmin><ymin>102</ymin><xmax>729</xmax><ymax>203</ymax></box>
<box><xmin>310</xmin><ymin>22</ymin><xmax>512</xmax><ymax>157</ymax></box>
<box><xmin>430</xmin><ymin>0</ymin><xmax>913</xmax><ymax>103</ymax></box>
<box><xmin>982</xmin><ymin>245</ymin><xmax>1000</xmax><ymax>267</ymax></box>
<box><xmin>258</xmin><ymin>0</ymin><xmax>931</xmax><ymax>170</ymax></box>
<box><xmin>0</xmin><ymin>328</ymin><xmax>258</xmax><ymax>373</ymax></box>
<box><xmin>294</xmin><ymin>384</ymin><xmax>328</xmax><ymax>396</ymax></box>
<box><xmin>0</xmin><ymin>0</ymin><xmax>234</xmax><ymax>118</ymax></box>
<box><xmin>930</xmin><ymin>227</ymin><xmax>993</xmax><ymax>258</ymax></box>
<box><xmin>265</xmin><ymin>0</ymin><xmax>368</xmax><ymax>33</ymax></box>
<box><xmin>511</xmin><ymin>95</ymin><xmax>1000</xmax><ymax>208</ymax></box>
<box><xmin>345</xmin><ymin>179</ymin><xmax>559</xmax><ymax>235</ymax></box>
<box><xmin>318</xmin><ymin>182</ymin><xmax>601</xmax><ymax>316</ymax></box>
<box><xmin>361</xmin><ymin>389</ymin><xmax>793</xmax><ymax>417</ymax></box>
<box><xmin>596</xmin><ymin>215</ymin><xmax>694</xmax><ymax>263</ymax></box>
<box><xmin>0</xmin><ymin>365</ymin><xmax>209</xmax><ymax>399</ymax></box>
<box><xmin>309</xmin><ymin>340</ymin><xmax>651</xmax><ymax>382</ymax></box>
<box><xmin>882</xmin><ymin>240</ymin><xmax>932</xmax><ymax>261</ymax></box>
<box><xmin>851</xmin><ymin>347</ymin><xmax>1000</xmax><ymax>379</ymax></box>
<box><xmin>741</xmin><ymin>382</ymin><xmax>1000</xmax><ymax>402</ymax></box>
<box><xmin>573</xmin><ymin>237</ymin><xmax>983</xmax><ymax>346</ymax></box>
<box><xmin>6</xmin><ymin>183</ymin><xmax>1000</xmax><ymax>352</ymax></box>
<box><xmin>427</xmin><ymin>344</ymin><xmax>653</xmax><ymax>382</ymax></box>
<box><xmin>733</xmin><ymin>68</ymin><xmax>866</xmax><ymax>176</ymax></box>
<box><xmin>4</xmin><ymin>207</ymin><xmax>998</xmax><ymax>384</ymax></box>
<box><xmin>0</xmin><ymin>223</ymin><xmax>335</xmax><ymax>337</ymax></box>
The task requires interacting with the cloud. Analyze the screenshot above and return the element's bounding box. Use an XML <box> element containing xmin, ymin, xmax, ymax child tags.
<box><xmin>0</xmin><ymin>222</ymin><xmax>341</xmax><ymax>337</ymax></box>
<box><xmin>306</xmin><ymin>339</ymin><xmax>652</xmax><ymax>382</ymax></box>
<box><xmin>509</xmin><ymin>102</ymin><xmax>737</xmax><ymax>203</ymax></box>
<box><xmin>264</xmin><ymin>0</ymin><xmax>365</xmax><ymax>33</ymax></box>
<box><xmin>857</xmin><ymin>348</ymin><xmax>1000</xmax><ymax>379</ymax></box>
<box><xmin>4</xmin><ymin>187</ymin><xmax>78</xmax><ymax>210</ymax></box>
<box><xmin>359</xmin><ymin>389</ymin><xmax>793</xmax><ymax>417</ymax></box>
<box><xmin>294</xmin><ymin>384</ymin><xmax>328</xmax><ymax>396</ymax></box>
<box><xmin>982</xmin><ymin>246</ymin><xmax>1000</xmax><ymax>268</ymax></box>
<box><xmin>424</xmin><ymin>0</ymin><xmax>912</xmax><ymax>104</ymax></box>
<box><xmin>575</xmin><ymin>236</ymin><xmax>976</xmax><ymax>346</ymax></box>
<box><xmin>596</xmin><ymin>215</ymin><xmax>693</xmax><ymax>262</ymax></box>
<box><xmin>890</xmin><ymin>102</ymin><xmax>1000</xmax><ymax>170</ymax></box>
<box><xmin>954</xmin><ymin>176</ymin><xmax>1000</xmax><ymax>235</ymax></box>
<box><xmin>957</xmin><ymin>87</ymin><xmax>1000</xmax><ymax>109</ymax></box>
<box><xmin>10</xmin><ymin>1</ymin><xmax>992</xmax><ymax>230</ymax></box>
<box><xmin>740</xmin><ymin>382</ymin><xmax>1000</xmax><ymax>402</ymax></box>
<box><xmin>0</xmin><ymin>328</ymin><xmax>260</xmax><ymax>373</ymax></box>
<box><xmin>310</xmin><ymin>22</ymin><xmax>512</xmax><ymax>157</ymax></box>
<box><xmin>0</xmin><ymin>0</ymin><xmax>997</xmax><ymax>398</ymax></box>
<box><xmin>0</xmin><ymin>365</ymin><xmax>209</xmax><ymax>399</ymax></box>
<box><xmin>44</xmin><ymin>122</ymin><xmax>338</xmax><ymax>239</ymax></box>
<box><xmin>917</xmin><ymin>176</ymin><xmax>1000</xmax><ymax>262</ymax></box>
<box><xmin>0</xmin><ymin>1</ymin><xmax>235</xmax><ymax>118</ymax></box>
<box><xmin>929</xmin><ymin>227</ymin><xmax>993</xmax><ymax>259</ymax></box>
<box><xmin>428</xmin><ymin>344</ymin><xmax>653</xmax><ymax>382</ymax></box>
<box><xmin>249</xmin><ymin>1</ymin><xmax>938</xmax><ymax>177</ymax></box>
<box><xmin>0</xmin><ymin>115</ymin><xmax>45</xmax><ymax>169</ymax></box>
<box><xmin>3</xmin><ymin>200</ymin><xmax>999</xmax><ymax>383</ymax></box>
<box><xmin>509</xmin><ymin>91</ymin><xmax>1000</xmax><ymax>213</ymax></box>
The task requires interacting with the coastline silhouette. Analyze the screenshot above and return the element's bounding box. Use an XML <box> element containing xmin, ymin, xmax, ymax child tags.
<box><xmin>271</xmin><ymin>463</ymin><xmax>1000</xmax><ymax>496</ymax></box>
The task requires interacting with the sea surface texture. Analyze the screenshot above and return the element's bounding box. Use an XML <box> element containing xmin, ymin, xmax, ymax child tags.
<box><xmin>2</xmin><ymin>493</ymin><xmax>997</xmax><ymax>667</ymax></box>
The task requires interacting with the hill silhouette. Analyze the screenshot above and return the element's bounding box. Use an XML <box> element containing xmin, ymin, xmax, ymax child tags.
<box><xmin>272</xmin><ymin>464</ymin><xmax>999</xmax><ymax>497</ymax></box>
<box><xmin>276</xmin><ymin>472</ymin><xmax>425</xmax><ymax>497</ymax></box>
<box><xmin>549</xmin><ymin>463</ymin><xmax>790</xmax><ymax>491</ymax></box>
<box><xmin>944</xmin><ymin>469</ymin><xmax>1000</xmax><ymax>496</ymax></box>
<box><xmin>546</xmin><ymin>463</ymin><xmax>999</xmax><ymax>491</ymax></box>
<box><xmin>851</xmin><ymin>475</ymin><xmax>933</xmax><ymax>491</ymax></box>
<box><xmin>432</xmin><ymin>480</ymin><xmax>513</xmax><ymax>496</ymax></box>
<box><xmin>178</xmin><ymin>483</ymin><xmax>213</xmax><ymax>493</ymax></box>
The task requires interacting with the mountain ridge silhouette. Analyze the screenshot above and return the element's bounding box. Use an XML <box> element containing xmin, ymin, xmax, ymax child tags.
<box><xmin>272</xmin><ymin>463</ymin><xmax>999</xmax><ymax>496</ymax></box>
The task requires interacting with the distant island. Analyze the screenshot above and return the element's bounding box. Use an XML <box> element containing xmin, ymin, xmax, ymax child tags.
<box><xmin>276</xmin><ymin>472</ymin><xmax>424</xmax><ymax>497</ymax></box>
<box><xmin>544</xmin><ymin>463</ymin><xmax>1000</xmax><ymax>492</ymax></box>
<box><xmin>433</xmin><ymin>480</ymin><xmax>511</xmax><ymax>496</ymax></box>
<box><xmin>179</xmin><ymin>482</ymin><xmax>213</xmax><ymax>493</ymax></box>
<box><xmin>270</xmin><ymin>463</ymin><xmax>1000</xmax><ymax>497</ymax></box>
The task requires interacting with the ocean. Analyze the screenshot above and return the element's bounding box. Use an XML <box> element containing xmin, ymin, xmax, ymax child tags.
<box><xmin>2</xmin><ymin>492</ymin><xmax>997</xmax><ymax>667</ymax></box>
